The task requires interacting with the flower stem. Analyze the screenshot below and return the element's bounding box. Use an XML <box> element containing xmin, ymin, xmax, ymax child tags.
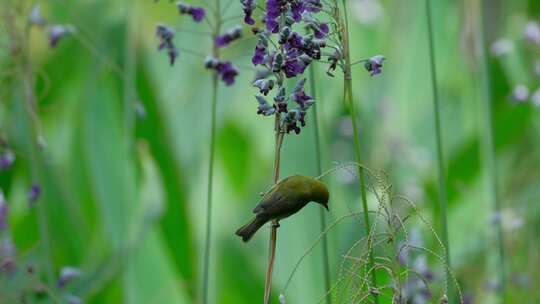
<box><xmin>308</xmin><ymin>65</ymin><xmax>332</xmax><ymax>304</ymax></box>
<box><xmin>202</xmin><ymin>0</ymin><xmax>222</xmax><ymax>302</ymax></box>
<box><xmin>264</xmin><ymin>118</ymin><xmax>284</xmax><ymax>304</ymax></box>
<box><xmin>425</xmin><ymin>0</ymin><xmax>452</xmax><ymax>299</ymax></box>
<box><xmin>477</xmin><ymin>1</ymin><xmax>506</xmax><ymax>302</ymax></box>
<box><xmin>340</xmin><ymin>0</ymin><xmax>379</xmax><ymax>301</ymax></box>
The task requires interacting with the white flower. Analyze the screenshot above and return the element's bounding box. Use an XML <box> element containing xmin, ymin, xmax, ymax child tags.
<box><xmin>511</xmin><ymin>84</ymin><xmax>529</xmax><ymax>103</ymax></box>
<box><xmin>524</xmin><ymin>21</ymin><xmax>540</xmax><ymax>44</ymax></box>
<box><xmin>532</xmin><ymin>88</ymin><xmax>540</xmax><ymax>107</ymax></box>
<box><xmin>491</xmin><ymin>38</ymin><xmax>514</xmax><ymax>57</ymax></box>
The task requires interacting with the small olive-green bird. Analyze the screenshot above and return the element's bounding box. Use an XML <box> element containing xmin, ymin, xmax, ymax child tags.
<box><xmin>235</xmin><ymin>175</ymin><xmax>329</xmax><ymax>242</ymax></box>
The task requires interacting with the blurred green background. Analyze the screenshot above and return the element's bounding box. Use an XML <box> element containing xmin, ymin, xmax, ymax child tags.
<box><xmin>1</xmin><ymin>0</ymin><xmax>539</xmax><ymax>303</ymax></box>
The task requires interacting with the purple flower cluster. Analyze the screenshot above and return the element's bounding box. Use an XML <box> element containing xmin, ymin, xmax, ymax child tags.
<box><xmin>215</xmin><ymin>26</ymin><xmax>242</xmax><ymax>48</ymax></box>
<box><xmin>263</xmin><ymin>0</ymin><xmax>323</xmax><ymax>33</ymax></box>
<box><xmin>154</xmin><ymin>2</ymin><xmax>241</xmax><ymax>86</ymax></box>
<box><xmin>205</xmin><ymin>57</ymin><xmax>239</xmax><ymax>86</ymax></box>
<box><xmin>243</xmin><ymin>0</ymin><xmax>329</xmax><ymax>133</ymax></box>
<box><xmin>156</xmin><ymin>24</ymin><xmax>178</xmax><ymax>66</ymax></box>
<box><xmin>177</xmin><ymin>2</ymin><xmax>205</xmax><ymax>22</ymax></box>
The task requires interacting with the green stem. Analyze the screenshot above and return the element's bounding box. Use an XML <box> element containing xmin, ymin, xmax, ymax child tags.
<box><xmin>308</xmin><ymin>66</ymin><xmax>332</xmax><ymax>304</ymax></box>
<box><xmin>477</xmin><ymin>1</ymin><xmax>506</xmax><ymax>303</ymax></box>
<box><xmin>10</xmin><ymin>2</ymin><xmax>55</xmax><ymax>287</ymax></box>
<box><xmin>202</xmin><ymin>0</ymin><xmax>221</xmax><ymax>302</ymax></box>
<box><xmin>340</xmin><ymin>0</ymin><xmax>379</xmax><ymax>301</ymax></box>
<box><xmin>123</xmin><ymin>0</ymin><xmax>136</xmax><ymax>151</ymax></box>
<box><xmin>425</xmin><ymin>0</ymin><xmax>452</xmax><ymax>299</ymax></box>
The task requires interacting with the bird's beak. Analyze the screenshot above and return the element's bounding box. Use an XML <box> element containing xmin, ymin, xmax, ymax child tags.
<box><xmin>324</xmin><ymin>203</ymin><xmax>329</xmax><ymax>211</ymax></box>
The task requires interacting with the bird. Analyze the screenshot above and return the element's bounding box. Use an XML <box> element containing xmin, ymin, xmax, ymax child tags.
<box><xmin>235</xmin><ymin>175</ymin><xmax>329</xmax><ymax>242</ymax></box>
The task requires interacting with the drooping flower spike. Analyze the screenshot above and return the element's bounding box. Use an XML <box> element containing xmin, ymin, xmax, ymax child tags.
<box><xmin>215</xmin><ymin>26</ymin><xmax>242</xmax><ymax>48</ymax></box>
<box><xmin>205</xmin><ymin>57</ymin><xmax>239</xmax><ymax>86</ymax></box>
<box><xmin>156</xmin><ymin>24</ymin><xmax>178</xmax><ymax>66</ymax></box>
<box><xmin>177</xmin><ymin>2</ymin><xmax>206</xmax><ymax>22</ymax></box>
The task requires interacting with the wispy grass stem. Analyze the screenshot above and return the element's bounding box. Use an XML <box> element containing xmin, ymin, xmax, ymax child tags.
<box><xmin>339</xmin><ymin>0</ymin><xmax>379</xmax><ymax>301</ymax></box>
<box><xmin>425</xmin><ymin>0</ymin><xmax>452</xmax><ymax>300</ymax></box>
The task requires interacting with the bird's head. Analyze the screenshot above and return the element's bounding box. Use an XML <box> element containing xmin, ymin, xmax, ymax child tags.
<box><xmin>311</xmin><ymin>179</ymin><xmax>330</xmax><ymax>211</ymax></box>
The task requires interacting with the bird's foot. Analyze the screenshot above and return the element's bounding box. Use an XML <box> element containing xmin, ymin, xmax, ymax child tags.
<box><xmin>272</xmin><ymin>221</ymin><xmax>280</xmax><ymax>228</ymax></box>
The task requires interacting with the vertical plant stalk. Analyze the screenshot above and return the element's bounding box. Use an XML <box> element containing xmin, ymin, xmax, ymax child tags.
<box><xmin>308</xmin><ymin>66</ymin><xmax>332</xmax><ymax>304</ymax></box>
<box><xmin>7</xmin><ymin>2</ymin><xmax>55</xmax><ymax>286</ymax></box>
<box><xmin>477</xmin><ymin>1</ymin><xmax>506</xmax><ymax>302</ymax></box>
<box><xmin>425</xmin><ymin>0</ymin><xmax>452</xmax><ymax>299</ymax></box>
<box><xmin>340</xmin><ymin>0</ymin><xmax>379</xmax><ymax>301</ymax></box>
<box><xmin>202</xmin><ymin>1</ymin><xmax>222</xmax><ymax>303</ymax></box>
<box><xmin>123</xmin><ymin>0</ymin><xmax>136</xmax><ymax>151</ymax></box>
<box><xmin>263</xmin><ymin>114</ymin><xmax>284</xmax><ymax>304</ymax></box>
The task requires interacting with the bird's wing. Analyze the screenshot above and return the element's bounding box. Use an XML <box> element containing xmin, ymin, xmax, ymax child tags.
<box><xmin>252</xmin><ymin>177</ymin><xmax>292</xmax><ymax>214</ymax></box>
<box><xmin>252</xmin><ymin>185</ymin><xmax>305</xmax><ymax>219</ymax></box>
<box><xmin>252</xmin><ymin>188</ymin><xmax>282</xmax><ymax>214</ymax></box>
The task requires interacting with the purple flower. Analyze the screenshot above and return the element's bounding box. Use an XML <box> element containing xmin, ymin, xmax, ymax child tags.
<box><xmin>0</xmin><ymin>191</ymin><xmax>7</xmax><ymax>231</ymax></box>
<box><xmin>57</xmin><ymin>266</ymin><xmax>82</xmax><ymax>288</ymax></box>
<box><xmin>274</xmin><ymin>87</ymin><xmax>288</xmax><ymax>113</ymax></box>
<box><xmin>216</xmin><ymin>62</ymin><xmax>239</xmax><ymax>86</ymax></box>
<box><xmin>48</xmin><ymin>24</ymin><xmax>76</xmax><ymax>48</ymax></box>
<box><xmin>177</xmin><ymin>3</ymin><xmax>205</xmax><ymax>22</ymax></box>
<box><xmin>28</xmin><ymin>183</ymin><xmax>41</xmax><ymax>204</ymax></box>
<box><xmin>291</xmin><ymin>78</ymin><xmax>314</xmax><ymax>109</ymax></box>
<box><xmin>312</xmin><ymin>22</ymin><xmax>329</xmax><ymax>39</ymax></box>
<box><xmin>241</xmin><ymin>0</ymin><xmax>256</xmax><ymax>25</ymax></box>
<box><xmin>290</xmin><ymin>0</ymin><xmax>305</xmax><ymax>22</ymax></box>
<box><xmin>253</xmin><ymin>79</ymin><xmax>275</xmax><ymax>95</ymax></box>
<box><xmin>302</xmin><ymin>37</ymin><xmax>324</xmax><ymax>59</ymax></box>
<box><xmin>206</xmin><ymin>58</ymin><xmax>239</xmax><ymax>86</ymax></box>
<box><xmin>265</xmin><ymin>0</ymin><xmax>286</xmax><ymax>33</ymax></box>
<box><xmin>284</xmin><ymin>32</ymin><xmax>304</xmax><ymax>50</ymax></box>
<box><xmin>0</xmin><ymin>150</ymin><xmax>15</xmax><ymax>170</ymax></box>
<box><xmin>156</xmin><ymin>24</ymin><xmax>178</xmax><ymax>65</ymax></box>
<box><xmin>283</xmin><ymin>110</ymin><xmax>302</xmax><ymax>134</ymax></box>
<box><xmin>191</xmin><ymin>7</ymin><xmax>206</xmax><ymax>22</ymax></box>
<box><xmin>364</xmin><ymin>55</ymin><xmax>385</xmax><ymax>76</ymax></box>
<box><xmin>255</xmin><ymin>96</ymin><xmax>276</xmax><ymax>116</ymax></box>
<box><xmin>252</xmin><ymin>41</ymin><xmax>267</xmax><ymax>65</ymax></box>
<box><xmin>215</xmin><ymin>26</ymin><xmax>242</xmax><ymax>48</ymax></box>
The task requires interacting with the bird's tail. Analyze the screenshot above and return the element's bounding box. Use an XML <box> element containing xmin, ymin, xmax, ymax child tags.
<box><xmin>235</xmin><ymin>217</ymin><xmax>265</xmax><ymax>242</ymax></box>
